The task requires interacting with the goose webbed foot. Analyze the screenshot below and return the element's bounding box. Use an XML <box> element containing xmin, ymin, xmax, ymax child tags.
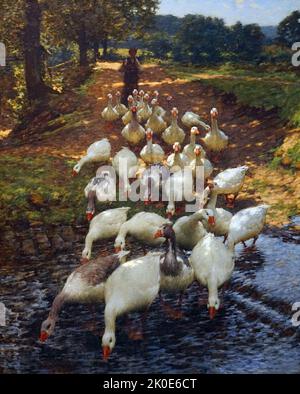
<box><xmin>160</xmin><ymin>294</ymin><xmax>184</xmax><ymax>320</ymax></box>
<box><xmin>128</xmin><ymin>329</ymin><xmax>144</xmax><ymax>341</ymax></box>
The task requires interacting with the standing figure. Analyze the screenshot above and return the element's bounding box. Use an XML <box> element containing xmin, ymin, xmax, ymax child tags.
<box><xmin>119</xmin><ymin>48</ymin><xmax>141</xmax><ymax>105</ymax></box>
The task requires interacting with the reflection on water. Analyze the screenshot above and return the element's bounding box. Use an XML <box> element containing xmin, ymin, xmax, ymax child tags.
<box><xmin>0</xmin><ymin>222</ymin><xmax>300</xmax><ymax>374</ymax></box>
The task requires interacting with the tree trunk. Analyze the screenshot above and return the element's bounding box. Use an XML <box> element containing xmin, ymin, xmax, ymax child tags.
<box><xmin>78</xmin><ymin>24</ymin><xmax>88</xmax><ymax>66</ymax></box>
<box><xmin>102</xmin><ymin>37</ymin><xmax>108</xmax><ymax>59</ymax></box>
<box><xmin>23</xmin><ymin>0</ymin><xmax>50</xmax><ymax>101</ymax></box>
<box><xmin>93</xmin><ymin>40</ymin><xmax>99</xmax><ymax>62</ymax></box>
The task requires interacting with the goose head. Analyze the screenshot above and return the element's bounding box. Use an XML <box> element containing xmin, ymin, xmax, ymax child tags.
<box><xmin>86</xmin><ymin>206</ymin><xmax>95</xmax><ymax>222</ymax></box>
<box><xmin>127</xmin><ymin>95</ymin><xmax>134</xmax><ymax>107</ymax></box>
<box><xmin>201</xmin><ymin>208</ymin><xmax>216</xmax><ymax>226</ymax></box>
<box><xmin>191</xmin><ymin>126</ymin><xmax>200</xmax><ymax>136</ymax></box>
<box><xmin>114</xmin><ymin>235</ymin><xmax>126</xmax><ymax>253</ymax></box>
<box><xmin>154</xmin><ymin>223</ymin><xmax>174</xmax><ymax>241</ymax></box>
<box><xmin>146</xmin><ymin>129</ymin><xmax>153</xmax><ymax>141</ymax></box>
<box><xmin>207</xmin><ymin>179</ymin><xmax>221</xmax><ymax>193</ymax></box>
<box><xmin>151</xmin><ymin>98</ymin><xmax>158</xmax><ymax>108</ymax></box>
<box><xmin>81</xmin><ymin>247</ymin><xmax>92</xmax><ymax>264</ymax></box>
<box><xmin>102</xmin><ymin>330</ymin><xmax>116</xmax><ymax>361</ymax></box>
<box><xmin>173</xmin><ymin>142</ymin><xmax>181</xmax><ymax>154</ymax></box>
<box><xmin>194</xmin><ymin>145</ymin><xmax>202</xmax><ymax>157</ymax></box>
<box><xmin>208</xmin><ymin>295</ymin><xmax>220</xmax><ymax>320</ymax></box>
<box><xmin>171</xmin><ymin>107</ymin><xmax>179</xmax><ymax>119</ymax></box>
<box><xmin>39</xmin><ymin>317</ymin><xmax>56</xmax><ymax>342</ymax></box>
<box><xmin>210</xmin><ymin>107</ymin><xmax>218</xmax><ymax>119</ymax></box>
<box><xmin>166</xmin><ymin>204</ymin><xmax>176</xmax><ymax>219</ymax></box>
<box><xmin>72</xmin><ymin>163</ymin><xmax>80</xmax><ymax>176</ymax></box>
<box><xmin>107</xmin><ymin>93</ymin><xmax>113</xmax><ymax>104</ymax></box>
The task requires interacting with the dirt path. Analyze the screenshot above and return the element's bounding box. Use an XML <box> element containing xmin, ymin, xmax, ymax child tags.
<box><xmin>0</xmin><ymin>62</ymin><xmax>299</xmax><ymax>226</ymax></box>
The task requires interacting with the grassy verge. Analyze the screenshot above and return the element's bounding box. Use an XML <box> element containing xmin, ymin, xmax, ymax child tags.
<box><xmin>0</xmin><ymin>153</ymin><xmax>168</xmax><ymax>229</ymax></box>
<box><xmin>165</xmin><ymin>62</ymin><xmax>300</xmax><ymax>127</ymax></box>
<box><xmin>165</xmin><ymin>62</ymin><xmax>300</xmax><ymax>171</ymax></box>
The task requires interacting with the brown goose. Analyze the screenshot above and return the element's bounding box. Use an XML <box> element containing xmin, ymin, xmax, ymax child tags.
<box><xmin>39</xmin><ymin>251</ymin><xmax>129</xmax><ymax>342</ymax></box>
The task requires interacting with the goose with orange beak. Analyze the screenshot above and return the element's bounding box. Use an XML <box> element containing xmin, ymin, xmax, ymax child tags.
<box><xmin>101</xmin><ymin>252</ymin><xmax>161</xmax><ymax>360</ymax></box>
<box><xmin>72</xmin><ymin>138</ymin><xmax>111</xmax><ymax>176</ymax></box>
<box><xmin>190</xmin><ymin>233</ymin><xmax>235</xmax><ymax>320</ymax></box>
<box><xmin>114</xmin><ymin>212</ymin><xmax>170</xmax><ymax>253</ymax></box>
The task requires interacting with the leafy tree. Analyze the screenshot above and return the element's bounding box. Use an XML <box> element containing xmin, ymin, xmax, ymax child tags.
<box><xmin>143</xmin><ymin>32</ymin><xmax>172</xmax><ymax>59</ymax></box>
<box><xmin>174</xmin><ymin>14</ymin><xmax>229</xmax><ymax>64</ymax></box>
<box><xmin>228</xmin><ymin>22</ymin><xmax>265</xmax><ymax>61</ymax></box>
<box><xmin>277</xmin><ymin>10</ymin><xmax>300</xmax><ymax>47</ymax></box>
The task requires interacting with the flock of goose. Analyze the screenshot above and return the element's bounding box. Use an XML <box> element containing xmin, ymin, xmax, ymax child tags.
<box><xmin>39</xmin><ymin>89</ymin><xmax>269</xmax><ymax>361</ymax></box>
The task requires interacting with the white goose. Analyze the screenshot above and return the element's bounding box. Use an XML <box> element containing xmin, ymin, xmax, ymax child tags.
<box><xmin>101</xmin><ymin>93</ymin><xmax>119</xmax><ymax>122</ymax></box>
<box><xmin>39</xmin><ymin>250</ymin><xmax>130</xmax><ymax>343</ymax></box>
<box><xmin>153</xmin><ymin>90</ymin><xmax>166</xmax><ymax>118</ymax></box>
<box><xmin>200</xmin><ymin>187</ymin><xmax>233</xmax><ymax>239</ymax></box>
<box><xmin>140</xmin><ymin>129</ymin><xmax>165</xmax><ymax>165</ymax></box>
<box><xmin>122</xmin><ymin>95</ymin><xmax>135</xmax><ymax>125</ymax></box>
<box><xmin>226</xmin><ymin>205</ymin><xmax>270</xmax><ymax>249</ymax></box>
<box><xmin>137</xmin><ymin>90</ymin><xmax>145</xmax><ymax>111</ymax></box>
<box><xmin>164</xmin><ymin>169</ymin><xmax>194</xmax><ymax>217</ymax></box>
<box><xmin>162</xmin><ymin>107</ymin><xmax>185</xmax><ymax>145</ymax></box>
<box><xmin>114</xmin><ymin>91</ymin><xmax>127</xmax><ymax>117</ymax></box>
<box><xmin>81</xmin><ymin>207</ymin><xmax>130</xmax><ymax>263</ymax></box>
<box><xmin>181</xmin><ymin>111</ymin><xmax>211</xmax><ymax>131</ymax></box>
<box><xmin>114</xmin><ymin>212</ymin><xmax>170</xmax><ymax>252</ymax></box>
<box><xmin>189</xmin><ymin>145</ymin><xmax>213</xmax><ymax>180</ymax></box>
<box><xmin>121</xmin><ymin>106</ymin><xmax>145</xmax><ymax>146</ymax></box>
<box><xmin>173</xmin><ymin>210</ymin><xmax>208</xmax><ymax>250</ymax></box>
<box><xmin>112</xmin><ymin>147</ymin><xmax>139</xmax><ymax>194</ymax></box>
<box><xmin>84</xmin><ymin>170</ymin><xmax>116</xmax><ymax>210</ymax></box>
<box><xmin>138</xmin><ymin>93</ymin><xmax>152</xmax><ymax>122</ymax></box>
<box><xmin>102</xmin><ymin>252</ymin><xmax>161</xmax><ymax>360</ymax></box>
<box><xmin>166</xmin><ymin>142</ymin><xmax>189</xmax><ymax>173</ymax></box>
<box><xmin>203</xmin><ymin>108</ymin><xmax>228</xmax><ymax>160</ymax></box>
<box><xmin>163</xmin><ymin>95</ymin><xmax>174</xmax><ymax>126</ymax></box>
<box><xmin>72</xmin><ymin>138</ymin><xmax>111</xmax><ymax>175</ymax></box>
<box><xmin>190</xmin><ymin>233</ymin><xmax>235</xmax><ymax>319</ymax></box>
<box><xmin>183</xmin><ymin>127</ymin><xmax>204</xmax><ymax>162</ymax></box>
<box><xmin>146</xmin><ymin>99</ymin><xmax>167</xmax><ymax>135</ymax></box>
<box><xmin>212</xmin><ymin>166</ymin><xmax>249</xmax><ymax>208</ymax></box>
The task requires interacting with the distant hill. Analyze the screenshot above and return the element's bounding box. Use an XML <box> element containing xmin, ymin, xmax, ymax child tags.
<box><xmin>261</xmin><ymin>26</ymin><xmax>277</xmax><ymax>39</ymax></box>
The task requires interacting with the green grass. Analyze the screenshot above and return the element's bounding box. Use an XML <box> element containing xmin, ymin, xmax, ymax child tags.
<box><xmin>0</xmin><ymin>154</ymin><xmax>89</xmax><ymax>227</ymax></box>
<box><xmin>0</xmin><ymin>154</ymin><xmax>169</xmax><ymax>229</ymax></box>
<box><xmin>165</xmin><ymin>62</ymin><xmax>300</xmax><ymax>127</ymax></box>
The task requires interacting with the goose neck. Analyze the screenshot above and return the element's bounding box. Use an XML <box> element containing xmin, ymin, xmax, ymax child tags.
<box><xmin>147</xmin><ymin>138</ymin><xmax>153</xmax><ymax>151</ymax></box>
<box><xmin>211</xmin><ymin>117</ymin><xmax>218</xmax><ymax>134</ymax></box>
<box><xmin>104</xmin><ymin>305</ymin><xmax>116</xmax><ymax>334</ymax></box>
<box><xmin>190</xmin><ymin>133</ymin><xmax>196</xmax><ymax>146</ymax></box>
<box><xmin>49</xmin><ymin>293</ymin><xmax>66</xmax><ymax>321</ymax></box>
<box><xmin>207</xmin><ymin>190</ymin><xmax>218</xmax><ymax>210</ymax></box>
<box><xmin>207</xmin><ymin>275</ymin><xmax>218</xmax><ymax>299</ymax></box>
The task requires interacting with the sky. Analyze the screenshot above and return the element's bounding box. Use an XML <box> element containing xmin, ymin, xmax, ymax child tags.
<box><xmin>158</xmin><ymin>0</ymin><xmax>300</xmax><ymax>25</ymax></box>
